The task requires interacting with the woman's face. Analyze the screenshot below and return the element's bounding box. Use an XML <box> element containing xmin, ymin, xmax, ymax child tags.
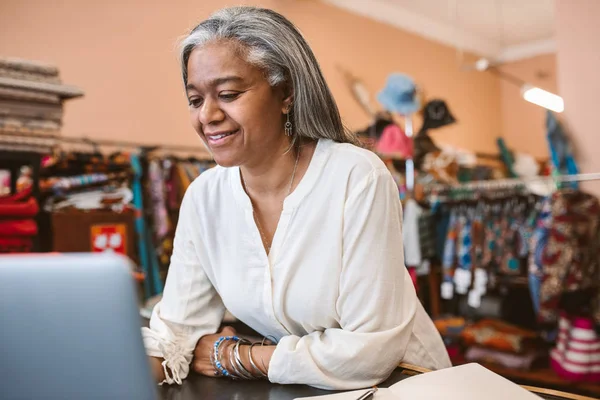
<box><xmin>185</xmin><ymin>41</ymin><xmax>290</xmax><ymax>167</ymax></box>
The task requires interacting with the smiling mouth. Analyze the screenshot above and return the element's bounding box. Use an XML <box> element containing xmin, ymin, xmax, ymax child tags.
<box><xmin>206</xmin><ymin>130</ymin><xmax>239</xmax><ymax>143</ymax></box>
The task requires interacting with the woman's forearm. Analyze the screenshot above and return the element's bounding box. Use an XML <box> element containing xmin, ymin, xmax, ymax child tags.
<box><xmin>241</xmin><ymin>344</ymin><xmax>275</xmax><ymax>376</ymax></box>
<box><xmin>148</xmin><ymin>356</ymin><xmax>166</xmax><ymax>382</ymax></box>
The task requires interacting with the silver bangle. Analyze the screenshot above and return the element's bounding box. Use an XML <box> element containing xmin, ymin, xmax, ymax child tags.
<box><xmin>248</xmin><ymin>343</ymin><xmax>268</xmax><ymax>378</ymax></box>
<box><xmin>259</xmin><ymin>336</ymin><xmax>277</xmax><ymax>375</ymax></box>
<box><xmin>229</xmin><ymin>342</ymin><xmax>250</xmax><ymax>379</ymax></box>
<box><xmin>233</xmin><ymin>339</ymin><xmax>255</xmax><ymax>380</ymax></box>
<box><xmin>226</xmin><ymin>341</ymin><xmax>244</xmax><ymax>379</ymax></box>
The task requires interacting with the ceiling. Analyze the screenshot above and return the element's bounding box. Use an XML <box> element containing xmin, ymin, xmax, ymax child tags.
<box><xmin>323</xmin><ymin>0</ymin><xmax>555</xmax><ymax>62</ymax></box>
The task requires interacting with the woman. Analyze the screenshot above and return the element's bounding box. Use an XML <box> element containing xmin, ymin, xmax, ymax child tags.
<box><xmin>143</xmin><ymin>6</ymin><xmax>450</xmax><ymax>390</ymax></box>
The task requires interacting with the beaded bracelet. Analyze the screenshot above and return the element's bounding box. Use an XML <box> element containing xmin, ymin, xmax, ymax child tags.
<box><xmin>211</xmin><ymin>335</ymin><xmax>277</xmax><ymax>380</ymax></box>
<box><xmin>212</xmin><ymin>336</ymin><xmax>240</xmax><ymax>378</ymax></box>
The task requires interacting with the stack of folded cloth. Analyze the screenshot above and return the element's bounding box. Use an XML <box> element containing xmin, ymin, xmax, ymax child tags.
<box><xmin>0</xmin><ymin>187</ymin><xmax>39</xmax><ymax>253</ymax></box>
<box><xmin>0</xmin><ymin>57</ymin><xmax>83</xmax><ymax>135</ymax></box>
<box><xmin>460</xmin><ymin>319</ymin><xmax>547</xmax><ymax>371</ymax></box>
<box><xmin>550</xmin><ymin>313</ymin><xmax>600</xmax><ymax>382</ymax></box>
<box><xmin>434</xmin><ymin>316</ymin><xmax>467</xmax><ymax>362</ymax></box>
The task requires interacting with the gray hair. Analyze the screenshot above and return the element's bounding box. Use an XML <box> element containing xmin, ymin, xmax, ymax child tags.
<box><xmin>179</xmin><ymin>6</ymin><xmax>358</xmax><ymax>145</ymax></box>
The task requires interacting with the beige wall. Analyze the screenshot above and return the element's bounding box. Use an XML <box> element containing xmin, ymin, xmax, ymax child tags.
<box><xmin>555</xmin><ymin>0</ymin><xmax>600</xmax><ymax>194</ymax></box>
<box><xmin>499</xmin><ymin>54</ymin><xmax>557</xmax><ymax>159</ymax></box>
<box><xmin>0</xmin><ymin>0</ymin><xmax>502</xmax><ymax>155</ymax></box>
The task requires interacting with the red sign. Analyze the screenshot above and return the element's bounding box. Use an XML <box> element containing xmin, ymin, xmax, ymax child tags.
<box><xmin>90</xmin><ymin>224</ymin><xmax>127</xmax><ymax>255</ymax></box>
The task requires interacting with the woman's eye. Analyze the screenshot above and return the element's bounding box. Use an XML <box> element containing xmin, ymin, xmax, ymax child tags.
<box><xmin>188</xmin><ymin>98</ymin><xmax>203</xmax><ymax>108</ymax></box>
<box><xmin>219</xmin><ymin>92</ymin><xmax>241</xmax><ymax>101</ymax></box>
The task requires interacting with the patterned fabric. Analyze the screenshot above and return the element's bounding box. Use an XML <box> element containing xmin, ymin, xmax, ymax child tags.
<box><xmin>461</xmin><ymin>319</ymin><xmax>540</xmax><ymax>354</ymax></box>
<box><xmin>528</xmin><ymin>197</ymin><xmax>552</xmax><ymax>314</ymax></box>
<box><xmin>539</xmin><ymin>190</ymin><xmax>600</xmax><ymax>325</ymax></box>
<box><xmin>550</xmin><ymin>314</ymin><xmax>600</xmax><ymax>382</ymax></box>
<box><xmin>441</xmin><ymin>212</ymin><xmax>458</xmax><ymax>299</ymax></box>
<box><xmin>455</xmin><ymin>212</ymin><xmax>473</xmax><ymax>294</ymax></box>
<box><xmin>148</xmin><ymin>159</ymin><xmax>170</xmax><ymax>242</ymax></box>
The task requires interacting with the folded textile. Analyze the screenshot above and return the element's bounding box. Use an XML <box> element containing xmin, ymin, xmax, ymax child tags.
<box><xmin>465</xmin><ymin>346</ymin><xmax>542</xmax><ymax>370</ymax></box>
<box><xmin>0</xmin><ymin>187</ymin><xmax>32</xmax><ymax>204</ymax></box>
<box><xmin>461</xmin><ymin>319</ymin><xmax>541</xmax><ymax>354</ymax></box>
<box><xmin>0</xmin><ymin>236</ymin><xmax>33</xmax><ymax>253</ymax></box>
<box><xmin>0</xmin><ymin>197</ymin><xmax>38</xmax><ymax>218</ymax></box>
<box><xmin>551</xmin><ymin>313</ymin><xmax>600</xmax><ymax>382</ymax></box>
<box><xmin>0</xmin><ymin>219</ymin><xmax>37</xmax><ymax>236</ymax></box>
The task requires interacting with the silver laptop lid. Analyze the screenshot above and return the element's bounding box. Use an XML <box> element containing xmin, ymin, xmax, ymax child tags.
<box><xmin>0</xmin><ymin>253</ymin><xmax>157</xmax><ymax>400</ymax></box>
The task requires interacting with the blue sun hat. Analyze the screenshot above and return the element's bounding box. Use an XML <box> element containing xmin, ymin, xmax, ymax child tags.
<box><xmin>377</xmin><ymin>73</ymin><xmax>420</xmax><ymax>115</ymax></box>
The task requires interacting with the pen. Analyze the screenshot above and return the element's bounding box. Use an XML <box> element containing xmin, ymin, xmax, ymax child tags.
<box><xmin>355</xmin><ymin>386</ymin><xmax>378</xmax><ymax>400</ymax></box>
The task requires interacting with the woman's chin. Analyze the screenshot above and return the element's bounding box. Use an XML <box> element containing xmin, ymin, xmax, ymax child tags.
<box><xmin>211</xmin><ymin>152</ymin><xmax>241</xmax><ymax>168</ymax></box>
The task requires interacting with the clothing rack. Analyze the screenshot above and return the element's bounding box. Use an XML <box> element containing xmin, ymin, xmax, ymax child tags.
<box><xmin>0</xmin><ymin>130</ymin><xmax>213</xmax><ymax>159</ymax></box>
<box><xmin>425</xmin><ymin>172</ymin><xmax>600</xmax><ymax>193</ymax></box>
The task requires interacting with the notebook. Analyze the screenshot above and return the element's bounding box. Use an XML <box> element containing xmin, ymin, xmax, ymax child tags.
<box><xmin>295</xmin><ymin>363</ymin><xmax>541</xmax><ymax>400</ymax></box>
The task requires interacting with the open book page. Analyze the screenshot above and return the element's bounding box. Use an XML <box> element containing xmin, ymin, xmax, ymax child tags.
<box><xmin>294</xmin><ymin>363</ymin><xmax>542</xmax><ymax>400</ymax></box>
<box><xmin>387</xmin><ymin>363</ymin><xmax>542</xmax><ymax>400</ymax></box>
<box><xmin>294</xmin><ymin>387</ymin><xmax>396</xmax><ymax>400</ymax></box>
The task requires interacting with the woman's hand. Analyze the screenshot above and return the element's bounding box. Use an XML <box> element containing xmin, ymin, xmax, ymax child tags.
<box><xmin>192</xmin><ymin>326</ymin><xmax>237</xmax><ymax>377</ymax></box>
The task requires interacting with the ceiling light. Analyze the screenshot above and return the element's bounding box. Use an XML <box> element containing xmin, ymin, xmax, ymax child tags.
<box><xmin>521</xmin><ymin>85</ymin><xmax>565</xmax><ymax>113</ymax></box>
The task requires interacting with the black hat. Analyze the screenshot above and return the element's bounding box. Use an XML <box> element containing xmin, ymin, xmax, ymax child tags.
<box><xmin>421</xmin><ymin>99</ymin><xmax>456</xmax><ymax>130</ymax></box>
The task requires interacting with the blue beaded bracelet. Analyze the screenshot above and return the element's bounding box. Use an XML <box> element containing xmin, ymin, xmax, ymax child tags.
<box><xmin>212</xmin><ymin>336</ymin><xmax>240</xmax><ymax>378</ymax></box>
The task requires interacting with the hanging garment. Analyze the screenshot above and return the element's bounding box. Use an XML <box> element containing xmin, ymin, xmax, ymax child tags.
<box><xmin>469</xmin><ymin>210</ymin><xmax>488</xmax><ymax>308</ymax></box>
<box><xmin>147</xmin><ymin>159</ymin><xmax>170</xmax><ymax>242</ymax></box>
<box><xmin>417</xmin><ymin>209</ymin><xmax>436</xmax><ymax>261</ymax></box>
<box><xmin>402</xmin><ymin>198</ymin><xmax>422</xmax><ymax>267</ymax></box>
<box><xmin>528</xmin><ymin>197</ymin><xmax>552</xmax><ymax>315</ymax></box>
<box><xmin>441</xmin><ymin>212</ymin><xmax>458</xmax><ymax>299</ymax></box>
<box><xmin>454</xmin><ymin>211</ymin><xmax>473</xmax><ymax>295</ymax></box>
<box><xmin>499</xmin><ymin>208</ymin><xmax>521</xmax><ymax>276</ymax></box>
<box><xmin>546</xmin><ymin>110</ymin><xmax>579</xmax><ymax>179</ymax></box>
<box><xmin>539</xmin><ymin>190</ymin><xmax>600</xmax><ymax>325</ymax></box>
<box><xmin>130</xmin><ymin>153</ymin><xmax>163</xmax><ymax>299</ymax></box>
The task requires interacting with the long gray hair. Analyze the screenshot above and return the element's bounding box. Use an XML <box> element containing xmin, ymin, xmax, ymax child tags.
<box><xmin>179</xmin><ymin>6</ymin><xmax>358</xmax><ymax>145</ymax></box>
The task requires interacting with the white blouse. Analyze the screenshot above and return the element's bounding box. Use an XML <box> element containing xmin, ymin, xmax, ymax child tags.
<box><xmin>142</xmin><ymin>139</ymin><xmax>451</xmax><ymax>390</ymax></box>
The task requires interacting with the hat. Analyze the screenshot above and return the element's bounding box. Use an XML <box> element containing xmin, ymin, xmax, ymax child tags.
<box><xmin>377</xmin><ymin>73</ymin><xmax>420</xmax><ymax>115</ymax></box>
<box><xmin>421</xmin><ymin>99</ymin><xmax>456</xmax><ymax>130</ymax></box>
<box><xmin>375</xmin><ymin>124</ymin><xmax>413</xmax><ymax>158</ymax></box>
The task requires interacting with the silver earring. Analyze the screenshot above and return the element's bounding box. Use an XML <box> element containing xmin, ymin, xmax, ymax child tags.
<box><xmin>285</xmin><ymin>112</ymin><xmax>292</xmax><ymax>136</ymax></box>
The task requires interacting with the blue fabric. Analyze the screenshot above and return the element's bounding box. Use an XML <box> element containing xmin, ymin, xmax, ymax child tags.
<box><xmin>130</xmin><ymin>153</ymin><xmax>164</xmax><ymax>299</ymax></box>
<box><xmin>528</xmin><ymin>197</ymin><xmax>552</xmax><ymax>314</ymax></box>
<box><xmin>546</xmin><ymin>110</ymin><xmax>579</xmax><ymax>188</ymax></box>
<box><xmin>442</xmin><ymin>212</ymin><xmax>458</xmax><ymax>283</ymax></box>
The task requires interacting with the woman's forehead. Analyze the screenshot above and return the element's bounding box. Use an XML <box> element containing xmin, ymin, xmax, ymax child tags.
<box><xmin>187</xmin><ymin>43</ymin><xmax>260</xmax><ymax>88</ymax></box>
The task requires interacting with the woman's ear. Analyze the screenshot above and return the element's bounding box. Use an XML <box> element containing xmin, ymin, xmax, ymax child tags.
<box><xmin>280</xmin><ymin>80</ymin><xmax>294</xmax><ymax>113</ymax></box>
<box><xmin>282</xmin><ymin>97</ymin><xmax>293</xmax><ymax>114</ymax></box>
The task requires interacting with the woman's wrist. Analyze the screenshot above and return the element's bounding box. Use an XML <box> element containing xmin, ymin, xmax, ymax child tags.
<box><xmin>210</xmin><ymin>336</ymin><xmax>275</xmax><ymax>379</ymax></box>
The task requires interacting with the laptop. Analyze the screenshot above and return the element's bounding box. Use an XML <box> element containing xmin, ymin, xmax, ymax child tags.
<box><xmin>0</xmin><ymin>253</ymin><xmax>157</xmax><ymax>400</ymax></box>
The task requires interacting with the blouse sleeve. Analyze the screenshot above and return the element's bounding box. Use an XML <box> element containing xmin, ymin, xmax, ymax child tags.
<box><xmin>267</xmin><ymin>169</ymin><xmax>418</xmax><ymax>390</ymax></box>
<box><xmin>141</xmin><ymin>184</ymin><xmax>225</xmax><ymax>385</ymax></box>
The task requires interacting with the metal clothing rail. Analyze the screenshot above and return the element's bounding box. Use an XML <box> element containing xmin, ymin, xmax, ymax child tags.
<box><xmin>426</xmin><ymin>172</ymin><xmax>600</xmax><ymax>192</ymax></box>
<box><xmin>0</xmin><ymin>130</ymin><xmax>212</xmax><ymax>158</ymax></box>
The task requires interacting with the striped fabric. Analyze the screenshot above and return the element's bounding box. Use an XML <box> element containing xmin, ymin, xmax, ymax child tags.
<box><xmin>551</xmin><ymin>313</ymin><xmax>600</xmax><ymax>381</ymax></box>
